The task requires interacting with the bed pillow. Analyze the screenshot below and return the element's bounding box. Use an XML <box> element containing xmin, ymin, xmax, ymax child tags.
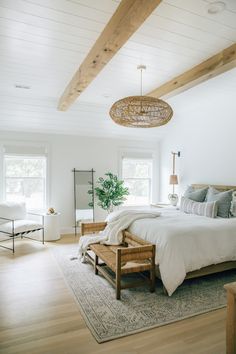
<box><xmin>206</xmin><ymin>187</ymin><xmax>233</xmax><ymax>218</ymax></box>
<box><xmin>231</xmin><ymin>191</ymin><xmax>236</xmax><ymax>217</ymax></box>
<box><xmin>180</xmin><ymin>197</ymin><xmax>218</xmax><ymax>218</ymax></box>
<box><xmin>184</xmin><ymin>186</ymin><xmax>208</xmax><ymax>202</ymax></box>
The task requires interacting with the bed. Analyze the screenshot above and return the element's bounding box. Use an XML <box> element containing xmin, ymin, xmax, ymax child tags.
<box><xmin>126</xmin><ymin>184</ymin><xmax>236</xmax><ymax>296</ymax></box>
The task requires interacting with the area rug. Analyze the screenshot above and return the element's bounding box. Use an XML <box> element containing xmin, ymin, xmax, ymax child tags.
<box><xmin>51</xmin><ymin>243</ymin><xmax>236</xmax><ymax>343</ymax></box>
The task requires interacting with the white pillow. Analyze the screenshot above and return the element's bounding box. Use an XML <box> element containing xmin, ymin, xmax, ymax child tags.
<box><xmin>0</xmin><ymin>202</ymin><xmax>27</xmax><ymax>220</ymax></box>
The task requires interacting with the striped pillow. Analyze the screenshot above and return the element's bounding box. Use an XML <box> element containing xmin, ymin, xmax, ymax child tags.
<box><xmin>180</xmin><ymin>197</ymin><xmax>218</xmax><ymax>218</ymax></box>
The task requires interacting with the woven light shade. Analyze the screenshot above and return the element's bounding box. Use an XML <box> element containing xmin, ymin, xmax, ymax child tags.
<box><xmin>169</xmin><ymin>174</ymin><xmax>178</xmax><ymax>185</ymax></box>
<box><xmin>109</xmin><ymin>95</ymin><xmax>173</xmax><ymax>128</ymax></box>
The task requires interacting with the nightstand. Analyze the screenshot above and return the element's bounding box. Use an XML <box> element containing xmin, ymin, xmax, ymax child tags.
<box><xmin>150</xmin><ymin>203</ymin><xmax>171</xmax><ymax>208</ymax></box>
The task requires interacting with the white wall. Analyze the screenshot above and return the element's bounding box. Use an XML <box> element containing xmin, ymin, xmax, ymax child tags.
<box><xmin>0</xmin><ymin>131</ymin><xmax>159</xmax><ymax>233</ymax></box>
<box><xmin>159</xmin><ymin>69</ymin><xmax>236</xmax><ymax>201</ymax></box>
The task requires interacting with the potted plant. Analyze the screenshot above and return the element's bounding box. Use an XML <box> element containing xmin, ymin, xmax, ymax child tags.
<box><xmin>89</xmin><ymin>172</ymin><xmax>129</xmax><ymax>213</ymax></box>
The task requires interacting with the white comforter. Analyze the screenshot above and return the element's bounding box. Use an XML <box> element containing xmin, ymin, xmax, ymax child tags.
<box><xmin>128</xmin><ymin>208</ymin><xmax>236</xmax><ymax>296</ymax></box>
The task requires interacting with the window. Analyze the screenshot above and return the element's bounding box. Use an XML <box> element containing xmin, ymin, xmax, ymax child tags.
<box><xmin>4</xmin><ymin>155</ymin><xmax>47</xmax><ymax>210</ymax></box>
<box><xmin>122</xmin><ymin>157</ymin><xmax>153</xmax><ymax>206</ymax></box>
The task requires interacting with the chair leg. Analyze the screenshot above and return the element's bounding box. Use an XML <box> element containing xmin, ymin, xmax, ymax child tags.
<box><xmin>12</xmin><ymin>235</ymin><xmax>15</xmax><ymax>254</ymax></box>
<box><xmin>12</xmin><ymin>221</ymin><xmax>15</xmax><ymax>253</ymax></box>
<box><xmin>42</xmin><ymin>215</ymin><xmax>45</xmax><ymax>244</ymax></box>
<box><xmin>42</xmin><ymin>228</ymin><xmax>44</xmax><ymax>244</ymax></box>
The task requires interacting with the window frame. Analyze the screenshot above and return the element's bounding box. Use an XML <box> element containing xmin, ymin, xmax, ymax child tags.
<box><xmin>0</xmin><ymin>139</ymin><xmax>51</xmax><ymax>211</ymax></box>
<box><xmin>3</xmin><ymin>153</ymin><xmax>49</xmax><ymax>211</ymax></box>
<box><xmin>120</xmin><ymin>155</ymin><xmax>154</xmax><ymax>207</ymax></box>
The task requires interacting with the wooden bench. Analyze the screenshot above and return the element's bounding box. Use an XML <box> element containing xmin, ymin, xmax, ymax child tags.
<box><xmin>81</xmin><ymin>222</ymin><xmax>156</xmax><ymax>300</ymax></box>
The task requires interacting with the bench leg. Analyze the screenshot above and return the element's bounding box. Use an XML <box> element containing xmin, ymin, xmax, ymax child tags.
<box><xmin>116</xmin><ymin>274</ymin><xmax>121</xmax><ymax>300</ymax></box>
<box><xmin>95</xmin><ymin>254</ymin><xmax>98</xmax><ymax>275</ymax></box>
<box><xmin>150</xmin><ymin>267</ymin><xmax>155</xmax><ymax>293</ymax></box>
<box><xmin>116</xmin><ymin>249</ymin><xmax>121</xmax><ymax>300</ymax></box>
<box><xmin>150</xmin><ymin>246</ymin><xmax>156</xmax><ymax>292</ymax></box>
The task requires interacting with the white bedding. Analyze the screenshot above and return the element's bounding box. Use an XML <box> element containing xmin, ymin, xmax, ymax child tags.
<box><xmin>128</xmin><ymin>208</ymin><xmax>236</xmax><ymax>296</ymax></box>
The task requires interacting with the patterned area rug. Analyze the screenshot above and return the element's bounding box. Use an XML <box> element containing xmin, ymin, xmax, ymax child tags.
<box><xmin>52</xmin><ymin>243</ymin><xmax>236</xmax><ymax>343</ymax></box>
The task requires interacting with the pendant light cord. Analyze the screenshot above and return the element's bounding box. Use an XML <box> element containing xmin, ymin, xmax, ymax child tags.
<box><xmin>137</xmin><ymin>64</ymin><xmax>146</xmax><ymax>96</ymax></box>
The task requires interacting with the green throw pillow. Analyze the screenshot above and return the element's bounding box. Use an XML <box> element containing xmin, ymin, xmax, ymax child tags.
<box><xmin>184</xmin><ymin>186</ymin><xmax>208</xmax><ymax>202</ymax></box>
<box><xmin>206</xmin><ymin>187</ymin><xmax>233</xmax><ymax>218</ymax></box>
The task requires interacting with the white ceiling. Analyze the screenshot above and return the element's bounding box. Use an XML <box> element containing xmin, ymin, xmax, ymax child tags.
<box><xmin>0</xmin><ymin>0</ymin><xmax>235</xmax><ymax>140</ymax></box>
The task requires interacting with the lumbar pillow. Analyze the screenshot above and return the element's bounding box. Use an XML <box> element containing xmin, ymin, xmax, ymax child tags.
<box><xmin>180</xmin><ymin>197</ymin><xmax>218</xmax><ymax>218</ymax></box>
<box><xmin>206</xmin><ymin>187</ymin><xmax>233</xmax><ymax>218</ymax></box>
<box><xmin>184</xmin><ymin>186</ymin><xmax>208</xmax><ymax>202</ymax></box>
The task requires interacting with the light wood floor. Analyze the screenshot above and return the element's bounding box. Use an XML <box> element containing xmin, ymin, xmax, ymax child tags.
<box><xmin>0</xmin><ymin>236</ymin><xmax>226</xmax><ymax>354</ymax></box>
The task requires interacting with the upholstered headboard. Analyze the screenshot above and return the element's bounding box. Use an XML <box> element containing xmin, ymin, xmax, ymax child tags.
<box><xmin>191</xmin><ymin>184</ymin><xmax>236</xmax><ymax>192</ymax></box>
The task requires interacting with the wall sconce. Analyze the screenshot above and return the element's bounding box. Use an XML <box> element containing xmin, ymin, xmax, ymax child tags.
<box><xmin>168</xmin><ymin>151</ymin><xmax>180</xmax><ymax>206</ymax></box>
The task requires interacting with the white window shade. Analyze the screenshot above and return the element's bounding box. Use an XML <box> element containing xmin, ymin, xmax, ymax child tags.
<box><xmin>121</xmin><ymin>152</ymin><xmax>153</xmax><ymax>160</ymax></box>
<box><xmin>3</xmin><ymin>144</ymin><xmax>48</xmax><ymax>156</ymax></box>
<box><xmin>122</xmin><ymin>158</ymin><xmax>152</xmax><ymax>178</ymax></box>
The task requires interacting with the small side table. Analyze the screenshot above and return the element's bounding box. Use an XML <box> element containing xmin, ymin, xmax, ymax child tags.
<box><xmin>43</xmin><ymin>213</ymin><xmax>61</xmax><ymax>241</ymax></box>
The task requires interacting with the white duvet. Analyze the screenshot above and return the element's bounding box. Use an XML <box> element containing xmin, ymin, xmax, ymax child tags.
<box><xmin>128</xmin><ymin>208</ymin><xmax>236</xmax><ymax>296</ymax></box>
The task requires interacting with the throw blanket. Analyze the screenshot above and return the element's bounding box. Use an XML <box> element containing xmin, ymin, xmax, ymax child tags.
<box><xmin>77</xmin><ymin>209</ymin><xmax>161</xmax><ymax>261</ymax></box>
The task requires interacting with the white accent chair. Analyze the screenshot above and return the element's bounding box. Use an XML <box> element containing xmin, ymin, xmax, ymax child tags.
<box><xmin>0</xmin><ymin>202</ymin><xmax>44</xmax><ymax>253</ymax></box>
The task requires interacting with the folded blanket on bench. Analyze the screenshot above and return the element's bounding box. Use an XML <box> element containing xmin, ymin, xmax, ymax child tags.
<box><xmin>77</xmin><ymin>209</ymin><xmax>161</xmax><ymax>261</ymax></box>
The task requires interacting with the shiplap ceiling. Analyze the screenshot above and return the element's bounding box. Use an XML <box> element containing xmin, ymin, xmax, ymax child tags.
<box><xmin>0</xmin><ymin>0</ymin><xmax>235</xmax><ymax>140</ymax></box>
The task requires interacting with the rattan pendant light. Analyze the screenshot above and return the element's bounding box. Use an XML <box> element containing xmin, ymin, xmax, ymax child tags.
<box><xmin>109</xmin><ymin>65</ymin><xmax>173</xmax><ymax>128</ymax></box>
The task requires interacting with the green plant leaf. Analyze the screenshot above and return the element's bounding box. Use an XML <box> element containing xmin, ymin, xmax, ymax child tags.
<box><xmin>93</xmin><ymin>172</ymin><xmax>129</xmax><ymax>211</ymax></box>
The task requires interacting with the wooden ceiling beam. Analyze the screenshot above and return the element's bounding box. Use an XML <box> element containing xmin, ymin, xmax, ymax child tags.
<box><xmin>147</xmin><ymin>43</ymin><xmax>236</xmax><ymax>99</ymax></box>
<box><xmin>58</xmin><ymin>0</ymin><xmax>162</xmax><ymax>111</ymax></box>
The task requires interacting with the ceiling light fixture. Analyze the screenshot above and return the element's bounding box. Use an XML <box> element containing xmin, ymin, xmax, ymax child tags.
<box><xmin>109</xmin><ymin>65</ymin><xmax>173</xmax><ymax>128</ymax></box>
<box><xmin>207</xmin><ymin>1</ymin><xmax>226</xmax><ymax>14</ymax></box>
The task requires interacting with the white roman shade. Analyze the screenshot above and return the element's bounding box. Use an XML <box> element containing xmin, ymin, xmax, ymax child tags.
<box><xmin>3</xmin><ymin>144</ymin><xmax>48</xmax><ymax>156</ymax></box>
<box><xmin>121</xmin><ymin>151</ymin><xmax>153</xmax><ymax>160</ymax></box>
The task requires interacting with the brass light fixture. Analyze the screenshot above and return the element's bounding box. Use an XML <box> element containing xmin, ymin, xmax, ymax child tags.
<box><xmin>109</xmin><ymin>65</ymin><xmax>173</xmax><ymax>128</ymax></box>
